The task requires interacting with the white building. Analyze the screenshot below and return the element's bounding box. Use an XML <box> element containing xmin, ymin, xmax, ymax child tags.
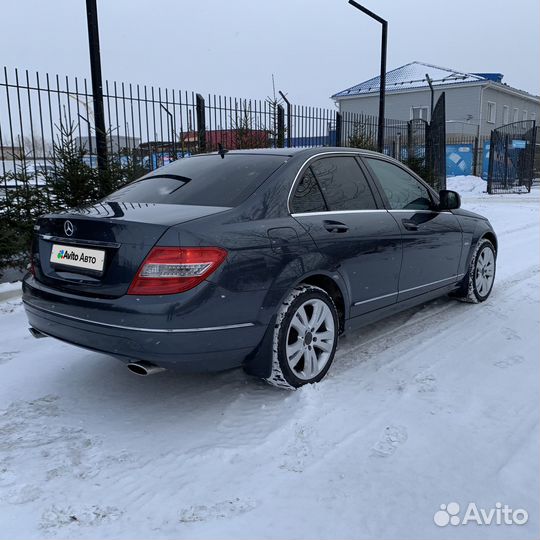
<box><xmin>332</xmin><ymin>61</ymin><xmax>540</xmax><ymax>138</ymax></box>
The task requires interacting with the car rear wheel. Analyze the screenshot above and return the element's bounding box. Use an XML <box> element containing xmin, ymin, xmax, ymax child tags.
<box><xmin>455</xmin><ymin>238</ymin><xmax>496</xmax><ymax>303</ymax></box>
<box><xmin>265</xmin><ymin>285</ymin><xmax>338</xmax><ymax>389</ymax></box>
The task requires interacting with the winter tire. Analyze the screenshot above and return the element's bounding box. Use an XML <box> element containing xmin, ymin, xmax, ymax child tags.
<box><xmin>455</xmin><ymin>238</ymin><xmax>496</xmax><ymax>303</ymax></box>
<box><xmin>265</xmin><ymin>285</ymin><xmax>339</xmax><ymax>389</ymax></box>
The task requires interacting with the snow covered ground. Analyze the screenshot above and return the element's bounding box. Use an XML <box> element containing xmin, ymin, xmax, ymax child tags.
<box><xmin>0</xmin><ymin>177</ymin><xmax>538</xmax><ymax>539</ymax></box>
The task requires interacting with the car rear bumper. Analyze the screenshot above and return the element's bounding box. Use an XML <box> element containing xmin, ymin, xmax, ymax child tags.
<box><xmin>22</xmin><ymin>276</ymin><xmax>268</xmax><ymax>372</ymax></box>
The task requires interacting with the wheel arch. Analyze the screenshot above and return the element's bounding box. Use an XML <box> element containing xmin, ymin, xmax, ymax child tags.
<box><xmin>480</xmin><ymin>231</ymin><xmax>498</xmax><ymax>253</ymax></box>
<box><xmin>297</xmin><ymin>273</ymin><xmax>348</xmax><ymax>334</ymax></box>
<box><xmin>243</xmin><ymin>270</ymin><xmax>348</xmax><ymax>379</ymax></box>
<box><xmin>463</xmin><ymin>224</ymin><xmax>498</xmax><ymax>271</ymax></box>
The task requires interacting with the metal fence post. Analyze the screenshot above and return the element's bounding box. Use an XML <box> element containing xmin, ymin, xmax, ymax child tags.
<box><xmin>407</xmin><ymin>120</ymin><xmax>412</xmax><ymax>159</ymax></box>
<box><xmin>487</xmin><ymin>130</ymin><xmax>494</xmax><ymax>194</ymax></box>
<box><xmin>425</xmin><ymin>120</ymin><xmax>432</xmax><ymax>176</ymax></box>
<box><xmin>276</xmin><ymin>105</ymin><xmax>285</xmax><ymax>148</ymax></box>
<box><xmin>472</xmin><ymin>136</ymin><xmax>479</xmax><ymax>177</ymax></box>
<box><xmin>278</xmin><ymin>91</ymin><xmax>292</xmax><ymax>148</ymax></box>
<box><xmin>530</xmin><ymin>123</ymin><xmax>538</xmax><ymax>190</ymax></box>
<box><xmin>426</xmin><ymin>93</ymin><xmax>446</xmax><ymax>190</ymax></box>
<box><xmin>335</xmin><ymin>112</ymin><xmax>342</xmax><ymax>147</ymax></box>
<box><xmin>196</xmin><ymin>93</ymin><xmax>206</xmax><ymax>153</ymax></box>
<box><xmin>503</xmin><ymin>133</ymin><xmax>509</xmax><ymax>189</ymax></box>
<box><xmin>286</xmin><ymin>102</ymin><xmax>291</xmax><ymax>148</ymax></box>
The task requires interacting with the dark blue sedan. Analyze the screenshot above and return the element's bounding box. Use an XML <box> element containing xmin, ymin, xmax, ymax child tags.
<box><xmin>23</xmin><ymin>148</ymin><xmax>497</xmax><ymax>388</ymax></box>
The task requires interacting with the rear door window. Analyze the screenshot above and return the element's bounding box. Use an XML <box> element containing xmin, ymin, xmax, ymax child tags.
<box><xmin>310</xmin><ymin>156</ymin><xmax>377</xmax><ymax>211</ymax></box>
<box><xmin>106</xmin><ymin>154</ymin><xmax>287</xmax><ymax>207</ymax></box>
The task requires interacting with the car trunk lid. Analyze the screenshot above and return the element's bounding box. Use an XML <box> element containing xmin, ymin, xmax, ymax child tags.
<box><xmin>34</xmin><ymin>202</ymin><xmax>229</xmax><ymax>298</ymax></box>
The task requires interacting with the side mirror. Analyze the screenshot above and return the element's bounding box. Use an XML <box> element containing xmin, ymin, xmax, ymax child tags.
<box><xmin>438</xmin><ymin>189</ymin><xmax>461</xmax><ymax>210</ymax></box>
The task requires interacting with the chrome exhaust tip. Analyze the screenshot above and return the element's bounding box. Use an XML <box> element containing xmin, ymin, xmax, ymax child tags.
<box><xmin>126</xmin><ymin>361</ymin><xmax>166</xmax><ymax>376</ymax></box>
<box><xmin>29</xmin><ymin>327</ymin><xmax>48</xmax><ymax>339</ymax></box>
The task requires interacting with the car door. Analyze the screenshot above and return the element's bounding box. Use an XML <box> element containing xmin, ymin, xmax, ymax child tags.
<box><xmin>290</xmin><ymin>154</ymin><xmax>402</xmax><ymax>317</ymax></box>
<box><xmin>363</xmin><ymin>157</ymin><xmax>463</xmax><ymax>302</ymax></box>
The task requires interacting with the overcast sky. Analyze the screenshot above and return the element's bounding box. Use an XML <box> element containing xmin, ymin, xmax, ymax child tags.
<box><xmin>1</xmin><ymin>0</ymin><xmax>539</xmax><ymax>107</ymax></box>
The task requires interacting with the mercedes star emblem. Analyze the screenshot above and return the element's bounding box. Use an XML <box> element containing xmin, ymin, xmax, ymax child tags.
<box><xmin>64</xmin><ymin>220</ymin><xmax>74</xmax><ymax>237</ymax></box>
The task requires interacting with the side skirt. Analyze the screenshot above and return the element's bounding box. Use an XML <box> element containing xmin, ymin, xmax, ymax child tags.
<box><xmin>345</xmin><ymin>283</ymin><xmax>460</xmax><ymax>333</ymax></box>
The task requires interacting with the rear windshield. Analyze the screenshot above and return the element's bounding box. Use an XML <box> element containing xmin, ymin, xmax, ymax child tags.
<box><xmin>105</xmin><ymin>154</ymin><xmax>287</xmax><ymax>207</ymax></box>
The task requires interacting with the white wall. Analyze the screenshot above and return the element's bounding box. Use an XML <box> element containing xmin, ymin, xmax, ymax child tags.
<box><xmin>337</xmin><ymin>84</ymin><xmax>539</xmax><ymax>137</ymax></box>
<box><xmin>481</xmin><ymin>86</ymin><xmax>540</xmax><ymax>136</ymax></box>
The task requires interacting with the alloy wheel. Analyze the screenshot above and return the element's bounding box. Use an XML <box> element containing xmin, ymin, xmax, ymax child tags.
<box><xmin>285</xmin><ymin>298</ymin><xmax>336</xmax><ymax>380</ymax></box>
<box><xmin>475</xmin><ymin>246</ymin><xmax>495</xmax><ymax>297</ymax></box>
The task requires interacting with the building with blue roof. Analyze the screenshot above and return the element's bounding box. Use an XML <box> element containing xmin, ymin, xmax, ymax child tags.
<box><xmin>332</xmin><ymin>61</ymin><xmax>539</xmax><ymax>138</ymax></box>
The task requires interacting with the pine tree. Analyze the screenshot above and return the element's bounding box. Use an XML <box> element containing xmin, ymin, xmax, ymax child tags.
<box><xmin>45</xmin><ymin>123</ymin><xmax>99</xmax><ymax>211</ymax></box>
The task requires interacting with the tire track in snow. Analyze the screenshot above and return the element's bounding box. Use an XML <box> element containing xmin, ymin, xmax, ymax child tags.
<box><xmin>333</xmin><ymin>261</ymin><xmax>539</xmax><ymax>378</ymax></box>
<box><xmin>497</xmin><ymin>221</ymin><xmax>538</xmax><ymax>238</ymax></box>
<box><xmin>268</xmin><ymin>268</ymin><xmax>540</xmax><ymax>474</ymax></box>
<box><xmin>212</xmin><ymin>385</ymin><xmax>305</xmax><ymax>448</ymax></box>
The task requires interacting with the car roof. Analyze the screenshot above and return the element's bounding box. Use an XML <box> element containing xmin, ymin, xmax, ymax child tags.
<box><xmin>199</xmin><ymin>147</ymin><xmax>383</xmax><ymax>158</ymax></box>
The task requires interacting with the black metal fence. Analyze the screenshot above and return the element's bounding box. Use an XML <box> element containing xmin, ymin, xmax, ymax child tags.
<box><xmin>487</xmin><ymin>120</ymin><xmax>537</xmax><ymax>194</ymax></box>
<box><xmin>1</xmin><ymin>66</ymin><xmax>448</xmax><ymax>195</ymax></box>
<box><xmin>339</xmin><ymin>112</ymin><xmax>422</xmax><ymax>157</ymax></box>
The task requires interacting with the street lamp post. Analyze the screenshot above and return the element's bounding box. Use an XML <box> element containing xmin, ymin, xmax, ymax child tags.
<box><xmin>348</xmin><ymin>0</ymin><xmax>387</xmax><ymax>153</ymax></box>
<box><xmin>85</xmin><ymin>0</ymin><xmax>108</xmax><ymax>177</ymax></box>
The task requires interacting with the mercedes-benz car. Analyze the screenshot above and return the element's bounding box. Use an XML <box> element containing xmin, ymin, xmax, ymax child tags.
<box><xmin>23</xmin><ymin>148</ymin><xmax>497</xmax><ymax>389</ymax></box>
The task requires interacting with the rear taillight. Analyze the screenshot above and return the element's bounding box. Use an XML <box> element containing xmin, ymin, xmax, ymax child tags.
<box><xmin>127</xmin><ymin>247</ymin><xmax>227</xmax><ymax>295</ymax></box>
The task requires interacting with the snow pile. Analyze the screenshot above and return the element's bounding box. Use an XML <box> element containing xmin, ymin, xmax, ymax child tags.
<box><xmin>446</xmin><ymin>175</ymin><xmax>488</xmax><ymax>197</ymax></box>
<box><xmin>0</xmin><ymin>281</ymin><xmax>21</xmax><ymax>295</ymax></box>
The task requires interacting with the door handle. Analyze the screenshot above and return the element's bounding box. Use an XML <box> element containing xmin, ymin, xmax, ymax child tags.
<box><xmin>323</xmin><ymin>220</ymin><xmax>349</xmax><ymax>233</ymax></box>
<box><xmin>402</xmin><ymin>219</ymin><xmax>419</xmax><ymax>231</ymax></box>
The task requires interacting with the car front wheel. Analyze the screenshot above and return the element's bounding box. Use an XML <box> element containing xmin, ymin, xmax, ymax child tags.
<box><xmin>265</xmin><ymin>285</ymin><xmax>339</xmax><ymax>389</ymax></box>
<box><xmin>455</xmin><ymin>238</ymin><xmax>496</xmax><ymax>303</ymax></box>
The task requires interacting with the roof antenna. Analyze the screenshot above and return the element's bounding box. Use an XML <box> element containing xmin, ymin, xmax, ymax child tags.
<box><xmin>218</xmin><ymin>143</ymin><xmax>228</xmax><ymax>159</ymax></box>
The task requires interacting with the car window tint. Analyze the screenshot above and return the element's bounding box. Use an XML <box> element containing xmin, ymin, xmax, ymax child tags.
<box><xmin>290</xmin><ymin>168</ymin><xmax>327</xmax><ymax>213</ymax></box>
<box><xmin>310</xmin><ymin>157</ymin><xmax>377</xmax><ymax>211</ymax></box>
<box><xmin>105</xmin><ymin>154</ymin><xmax>286</xmax><ymax>207</ymax></box>
<box><xmin>366</xmin><ymin>158</ymin><xmax>433</xmax><ymax>210</ymax></box>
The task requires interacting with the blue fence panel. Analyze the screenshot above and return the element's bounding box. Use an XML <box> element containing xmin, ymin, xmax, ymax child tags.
<box><xmin>482</xmin><ymin>141</ymin><xmax>491</xmax><ymax>179</ymax></box>
<box><xmin>446</xmin><ymin>144</ymin><xmax>473</xmax><ymax>176</ymax></box>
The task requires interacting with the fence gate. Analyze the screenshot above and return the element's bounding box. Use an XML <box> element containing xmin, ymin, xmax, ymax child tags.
<box><xmin>487</xmin><ymin>120</ymin><xmax>537</xmax><ymax>194</ymax></box>
<box><xmin>426</xmin><ymin>93</ymin><xmax>446</xmax><ymax>191</ymax></box>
